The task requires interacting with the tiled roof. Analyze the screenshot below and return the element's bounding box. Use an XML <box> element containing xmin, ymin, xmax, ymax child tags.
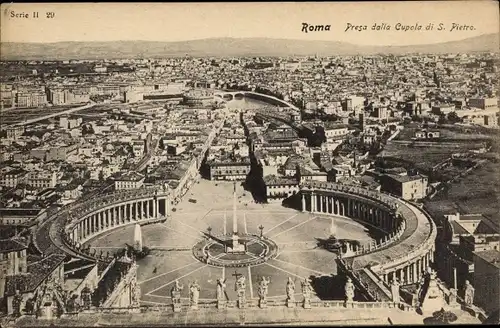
<box><xmin>0</xmin><ymin>238</ymin><xmax>28</xmax><ymax>253</ymax></box>
<box><xmin>5</xmin><ymin>253</ymin><xmax>66</xmax><ymax>296</ymax></box>
<box><xmin>474</xmin><ymin>249</ymin><xmax>500</xmax><ymax>269</ymax></box>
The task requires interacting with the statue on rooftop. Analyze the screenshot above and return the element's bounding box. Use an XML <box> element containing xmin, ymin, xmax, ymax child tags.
<box><xmin>286</xmin><ymin>277</ymin><xmax>296</xmax><ymax>307</ymax></box>
<box><xmin>258</xmin><ymin>276</ymin><xmax>270</xmax><ymax>308</ymax></box>
<box><xmin>463</xmin><ymin>280</ymin><xmax>475</xmax><ymax>306</ymax></box>
<box><xmin>301</xmin><ymin>278</ymin><xmax>313</xmax><ymax>309</ymax></box>
<box><xmin>216</xmin><ymin>278</ymin><xmax>226</xmax><ymax>301</ymax></box>
<box><xmin>189</xmin><ymin>281</ymin><xmax>200</xmax><ymax>309</ymax></box>
<box><xmin>390</xmin><ymin>279</ymin><xmax>400</xmax><ymax>304</ymax></box>
<box><xmin>236</xmin><ymin>275</ymin><xmax>247</xmax><ymax>308</ymax></box>
<box><xmin>345</xmin><ymin>277</ymin><xmax>355</xmax><ymax>303</ymax></box>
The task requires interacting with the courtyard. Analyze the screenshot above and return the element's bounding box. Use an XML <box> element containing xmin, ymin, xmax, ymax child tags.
<box><xmin>87</xmin><ymin>180</ymin><xmax>377</xmax><ymax>306</ymax></box>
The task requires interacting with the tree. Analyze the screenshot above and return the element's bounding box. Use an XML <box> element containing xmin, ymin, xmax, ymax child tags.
<box><xmin>438</xmin><ymin>114</ymin><xmax>446</xmax><ymax>124</ymax></box>
<box><xmin>447</xmin><ymin>111</ymin><xmax>462</xmax><ymax>124</ymax></box>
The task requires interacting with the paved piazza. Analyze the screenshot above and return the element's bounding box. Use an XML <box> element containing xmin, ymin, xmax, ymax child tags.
<box><xmin>87</xmin><ymin>180</ymin><xmax>377</xmax><ymax>306</ymax></box>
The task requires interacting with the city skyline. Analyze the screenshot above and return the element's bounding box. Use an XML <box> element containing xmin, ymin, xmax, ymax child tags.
<box><xmin>1</xmin><ymin>2</ymin><xmax>498</xmax><ymax>46</ymax></box>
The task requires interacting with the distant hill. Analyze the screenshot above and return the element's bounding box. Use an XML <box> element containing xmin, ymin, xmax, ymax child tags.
<box><xmin>1</xmin><ymin>34</ymin><xmax>498</xmax><ymax>60</ymax></box>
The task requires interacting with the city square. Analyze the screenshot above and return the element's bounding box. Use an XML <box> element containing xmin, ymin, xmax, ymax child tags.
<box><xmin>87</xmin><ymin>180</ymin><xmax>377</xmax><ymax>305</ymax></box>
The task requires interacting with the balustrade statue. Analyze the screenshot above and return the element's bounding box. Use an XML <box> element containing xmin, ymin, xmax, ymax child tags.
<box><xmin>189</xmin><ymin>281</ymin><xmax>201</xmax><ymax>309</ymax></box>
<box><xmin>216</xmin><ymin>278</ymin><xmax>227</xmax><ymax>309</ymax></box>
<box><xmin>235</xmin><ymin>275</ymin><xmax>247</xmax><ymax>308</ymax></box>
<box><xmin>301</xmin><ymin>278</ymin><xmax>313</xmax><ymax>309</ymax></box>
<box><xmin>257</xmin><ymin>276</ymin><xmax>270</xmax><ymax>308</ymax></box>
<box><xmin>447</xmin><ymin>288</ymin><xmax>458</xmax><ymax>307</ymax></box>
<box><xmin>286</xmin><ymin>277</ymin><xmax>296</xmax><ymax>308</ymax></box>
<box><xmin>463</xmin><ymin>280</ymin><xmax>475</xmax><ymax>306</ymax></box>
<box><xmin>170</xmin><ymin>279</ymin><xmax>183</xmax><ymax>312</ymax></box>
<box><xmin>390</xmin><ymin>279</ymin><xmax>400</xmax><ymax>304</ymax></box>
<box><xmin>344</xmin><ymin>277</ymin><xmax>355</xmax><ymax>304</ymax></box>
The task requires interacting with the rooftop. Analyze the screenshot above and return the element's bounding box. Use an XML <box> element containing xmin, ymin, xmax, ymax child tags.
<box><xmin>383</xmin><ymin>173</ymin><xmax>426</xmax><ymax>184</ymax></box>
<box><xmin>0</xmin><ymin>208</ymin><xmax>45</xmax><ymax>217</ymax></box>
<box><xmin>474</xmin><ymin>249</ymin><xmax>500</xmax><ymax>269</ymax></box>
<box><xmin>263</xmin><ymin>174</ymin><xmax>298</xmax><ymax>186</ymax></box>
<box><xmin>5</xmin><ymin>253</ymin><xmax>67</xmax><ymax>296</ymax></box>
<box><xmin>115</xmin><ymin>171</ymin><xmax>145</xmax><ymax>182</ymax></box>
<box><xmin>0</xmin><ymin>237</ymin><xmax>28</xmax><ymax>253</ymax></box>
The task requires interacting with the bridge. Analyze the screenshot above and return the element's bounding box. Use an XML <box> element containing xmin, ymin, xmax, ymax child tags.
<box><xmin>213</xmin><ymin>90</ymin><xmax>300</xmax><ymax>111</ymax></box>
<box><xmin>8</xmin><ymin>102</ymin><xmax>96</xmax><ymax>128</ymax></box>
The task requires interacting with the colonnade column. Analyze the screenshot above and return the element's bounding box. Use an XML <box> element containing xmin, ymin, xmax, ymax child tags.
<box><xmin>310</xmin><ymin>193</ymin><xmax>316</xmax><ymax>213</ymax></box>
<box><xmin>97</xmin><ymin>212</ymin><xmax>101</xmax><ymax>232</ymax></box>
<box><xmin>319</xmin><ymin>195</ymin><xmax>323</xmax><ymax>213</ymax></box>
<box><xmin>153</xmin><ymin>198</ymin><xmax>158</xmax><ymax>218</ymax></box>
<box><xmin>301</xmin><ymin>193</ymin><xmax>306</xmax><ymax>212</ymax></box>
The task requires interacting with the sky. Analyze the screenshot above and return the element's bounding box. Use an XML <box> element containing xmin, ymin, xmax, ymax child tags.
<box><xmin>1</xmin><ymin>2</ymin><xmax>498</xmax><ymax>46</ymax></box>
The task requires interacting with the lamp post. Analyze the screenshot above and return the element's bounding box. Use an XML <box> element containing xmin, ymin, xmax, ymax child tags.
<box><xmin>259</xmin><ymin>225</ymin><xmax>264</xmax><ymax>238</ymax></box>
<box><xmin>207</xmin><ymin>226</ymin><xmax>212</xmax><ymax>236</ymax></box>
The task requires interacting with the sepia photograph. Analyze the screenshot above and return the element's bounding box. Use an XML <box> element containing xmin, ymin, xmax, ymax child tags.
<box><xmin>0</xmin><ymin>1</ymin><xmax>499</xmax><ymax>326</ymax></box>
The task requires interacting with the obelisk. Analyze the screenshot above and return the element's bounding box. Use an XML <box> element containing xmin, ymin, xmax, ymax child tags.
<box><xmin>228</xmin><ymin>182</ymin><xmax>245</xmax><ymax>253</ymax></box>
<box><xmin>133</xmin><ymin>223</ymin><xmax>143</xmax><ymax>252</ymax></box>
<box><xmin>233</xmin><ymin>182</ymin><xmax>238</xmax><ymax>236</ymax></box>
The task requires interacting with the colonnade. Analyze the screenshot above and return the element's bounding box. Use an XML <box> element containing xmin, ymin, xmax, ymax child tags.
<box><xmin>302</xmin><ymin>192</ymin><xmax>396</xmax><ymax>231</ymax></box>
<box><xmin>70</xmin><ymin>197</ymin><xmax>169</xmax><ymax>243</ymax></box>
<box><xmin>380</xmin><ymin>249</ymin><xmax>435</xmax><ymax>285</ymax></box>
<box><xmin>300</xmin><ymin>187</ymin><xmax>436</xmax><ymax>289</ymax></box>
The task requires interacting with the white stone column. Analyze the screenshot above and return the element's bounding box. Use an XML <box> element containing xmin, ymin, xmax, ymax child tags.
<box><xmin>311</xmin><ymin>193</ymin><xmax>316</xmax><ymax>213</ymax></box>
<box><xmin>128</xmin><ymin>203</ymin><xmax>132</xmax><ymax>222</ymax></box>
<box><xmin>118</xmin><ymin>205</ymin><xmax>122</xmax><ymax>224</ymax></box>
<box><xmin>146</xmin><ymin>200</ymin><xmax>150</xmax><ymax>219</ymax></box>
<box><xmin>416</xmin><ymin>259</ymin><xmax>422</xmax><ymax>279</ymax></box>
<box><xmin>319</xmin><ymin>195</ymin><xmax>323</xmax><ymax>213</ymax></box>
<box><xmin>301</xmin><ymin>193</ymin><xmax>306</xmax><ymax>212</ymax></box>
<box><xmin>153</xmin><ymin>199</ymin><xmax>158</xmax><ymax>218</ymax></box>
